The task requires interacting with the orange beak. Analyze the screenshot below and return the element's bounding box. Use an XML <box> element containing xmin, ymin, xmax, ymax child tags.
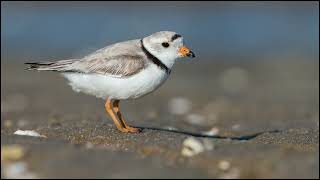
<box><xmin>179</xmin><ymin>46</ymin><xmax>195</xmax><ymax>58</ymax></box>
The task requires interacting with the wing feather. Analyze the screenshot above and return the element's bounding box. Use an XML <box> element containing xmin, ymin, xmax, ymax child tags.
<box><xmin>73</xmin><ymin>55</ymin><xmax>146</xmax><ymax>77</ymax></box>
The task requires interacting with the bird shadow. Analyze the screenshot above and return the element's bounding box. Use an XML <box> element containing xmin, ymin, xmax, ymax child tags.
<box><xmin>134</xmin><ymin>126</ymin><xmax>282</xmax><ymax>141</ymax></box>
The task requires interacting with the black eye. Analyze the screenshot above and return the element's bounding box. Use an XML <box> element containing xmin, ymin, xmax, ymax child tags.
<box><xmin>162</xmin><ymin>42</ymin><xmax>170</xmax><ymax>48</ymax></box>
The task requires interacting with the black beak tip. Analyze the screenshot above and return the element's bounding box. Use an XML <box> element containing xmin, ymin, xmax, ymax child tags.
<box><xmin>188</xmin><ymin>51</ymin><xmax>195</xmax><ymax>58</ymax></box>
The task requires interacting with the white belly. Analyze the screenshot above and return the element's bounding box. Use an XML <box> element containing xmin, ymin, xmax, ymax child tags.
<box><xmin>62</xmin><ymin>65</ymin><xmax>169</xmax><ymax>100</ymax></box>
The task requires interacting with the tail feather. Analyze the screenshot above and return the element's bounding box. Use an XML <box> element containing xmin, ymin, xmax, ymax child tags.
<box><xmin>25</xmin><ymin>59</ymin><xmax>78</xmax><ymax>71</ymax></box>
<box><xmin>24</xmin><ymin>62</ymin><xmax>55</xmax><ymax>70</ymax></box>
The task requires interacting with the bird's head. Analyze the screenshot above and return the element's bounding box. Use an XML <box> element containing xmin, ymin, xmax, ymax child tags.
<box><xmin>142</xmin><ymin>31</ymin><xmax>195</xmax><ymax>68</ymax></box>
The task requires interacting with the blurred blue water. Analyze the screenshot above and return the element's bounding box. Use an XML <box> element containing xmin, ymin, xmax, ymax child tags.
<box><xmin>1</xmin><ymin>2</ymin><xmax>319</xmax><ymax>61</ymax></box>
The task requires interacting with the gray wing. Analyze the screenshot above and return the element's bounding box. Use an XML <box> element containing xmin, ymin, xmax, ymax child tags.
<box><xmin>25</xmin><ymin>39</ymin><xmax>147</xmax><ymax>77</ymax></box>
<box><xmin>71</xmin><ymin>54</ymin><xmax>146</xmax><ymax>77</ymax></box>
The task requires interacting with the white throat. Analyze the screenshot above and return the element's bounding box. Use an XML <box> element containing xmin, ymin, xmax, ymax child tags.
<box><xmin>141</xmin><ymin>39</ymin><xmax>176</xmax><ymax>69</ymax></box>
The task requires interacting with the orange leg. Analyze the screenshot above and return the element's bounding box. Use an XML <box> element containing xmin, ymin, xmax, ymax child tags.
<box><xmin>105</xmin><ymin>98</ymin><xmax>128</xmax><ymax>133</ymax></box>
<box><xmin>113</xmin><ymin>100</ymin><xmax>141</xmax><ymax>133</ymax></box>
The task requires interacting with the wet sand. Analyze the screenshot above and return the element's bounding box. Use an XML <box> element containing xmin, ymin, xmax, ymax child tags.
<box><xmin>1</xmin><ymin>60</ymin><xmax>319</xmax><ymax>178</ymax></box>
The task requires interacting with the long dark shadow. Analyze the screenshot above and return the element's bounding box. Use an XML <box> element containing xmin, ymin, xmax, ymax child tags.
<box><xmin>134</xmin><ymin>126</ymin><xmax>282</xmax><ymax>141</ymax></box>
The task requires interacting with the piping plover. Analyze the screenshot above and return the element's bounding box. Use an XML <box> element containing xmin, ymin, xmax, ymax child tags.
<box><xmin>25</xmin><ymin>31</ymin><xmax>195</xmax><ymax>133</ymax></box>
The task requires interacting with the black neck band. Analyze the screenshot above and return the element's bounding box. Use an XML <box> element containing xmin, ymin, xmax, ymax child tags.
<box><xmin>140</xmin><ymin>39</ymin><xmax>171</xmax><ymax>74</ymax></box>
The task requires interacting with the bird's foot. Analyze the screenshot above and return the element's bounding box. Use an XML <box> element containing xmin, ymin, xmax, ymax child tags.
<box><xmin>116</xmin><ymin>126</ymin><xmax>129</xmax><ymax>133</ymax></box>
<box><xmin>125</xmin><ymin>126</ymin><xmax>142</xmax><ymax>133</ymax></box>
<box><xmin>116</xmin><ymin>126</ymin><xmax>141</xmax><ymax>133</ymax></box>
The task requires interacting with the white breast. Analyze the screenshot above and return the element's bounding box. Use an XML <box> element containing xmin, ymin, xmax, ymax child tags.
<box><xmin>62</xmin><ymin>64</ymin><xmax>169</xmax><ymax>100</ymax></box>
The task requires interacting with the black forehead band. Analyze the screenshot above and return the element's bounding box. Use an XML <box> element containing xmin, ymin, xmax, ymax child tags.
<box><xmin>171</xmin><ymin>34</ymin><xmax>182</xmax><ymax>41</ymax></box>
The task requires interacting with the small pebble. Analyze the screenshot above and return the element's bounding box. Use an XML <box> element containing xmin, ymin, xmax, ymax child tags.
<box><xmin>14</xmin><ymin>130</ymin><xmax>47</xmax><ymax>138</ymax></box>
<box><xmin>218</xmin><ymin>160</ymin><xmax>231</xmax><ymax>171</ymax></box>
<box><xmin>203</xmin><ymin>127</ymin><xmax>220</xmax><ymax>136</ymax></box>
<box><xmin>181</xmin><ymin>137</ymin><xmax>204</xmax><ymax>157</ymax></box>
